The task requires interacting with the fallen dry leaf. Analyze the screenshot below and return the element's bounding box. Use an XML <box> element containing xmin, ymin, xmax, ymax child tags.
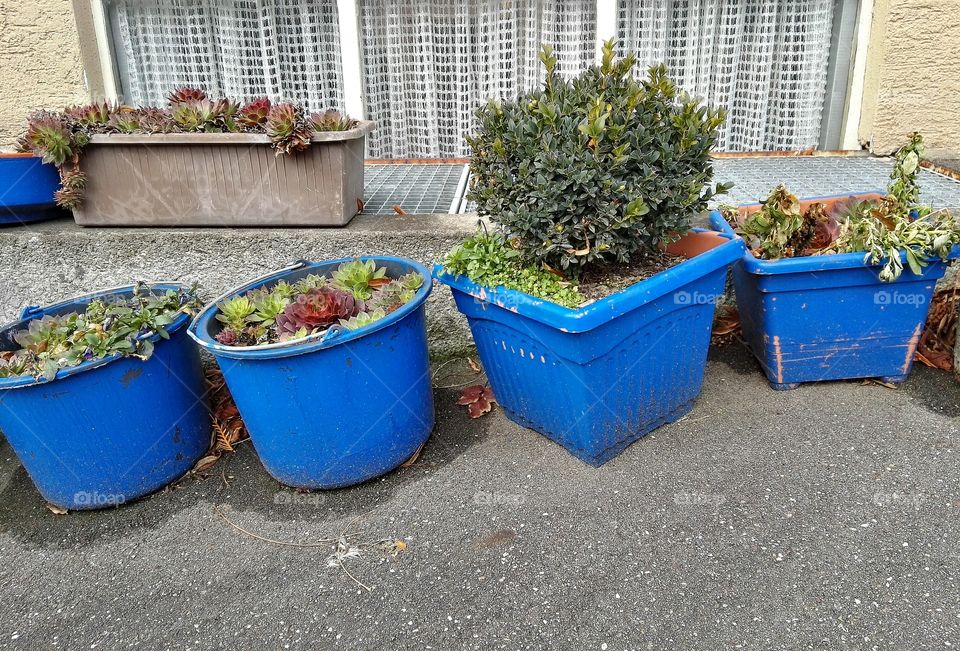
<box><xmin>400</xmin><ymin>442</ymin><xmax>426</xmax><ymax>468</ymax></box>
<box><xmin>458</xmin><ymin>384</ymin><xmax>497</xmax><ymax>419</ymax></box>
<box><xmin>392</xmin><ymin>205</ymin><xmax>407</xmax><ymax>216</ymax></box>
<box><xmin>46</xmin><ymin>503</ymin><xmax>68</xmax><ymax>515</ymax></box>
<box><xmin>192</xmin><ymin>455</ymin><xmax>221</xmax><ymax>473</ymax></box>
<box><xmin>712</xmin><ymin>306</ymin><xmax>741</xmax><ymax>345</ymax></box>
<box><xmin>467</xmin><ymin>357</ymin><xmax>482</xmax><ymax>374</ymax></box>
<box><xmin>915</xmin><ymin>282</ymin><xmax>959</xmax><ymax>372</ymax></box>
<box><xmin>356</xmin><ymin>198</ymin><xmax>365</xmax><ymax>213</ymax></box>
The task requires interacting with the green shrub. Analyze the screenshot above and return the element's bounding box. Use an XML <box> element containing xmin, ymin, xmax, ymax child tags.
<box><xmin>466</xmin><ymin>40</ymin><xmax>729</xmax><ymax>275</ymax></box>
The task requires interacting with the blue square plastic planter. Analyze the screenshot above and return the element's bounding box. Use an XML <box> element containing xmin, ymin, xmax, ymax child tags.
<box><xmin>0</xmin><ymin>154</ymin><xmax>66</xmax><ymax>225</ymax></box>
<box><xmin>434</xmin><ymin>230</ymin><xmax>745</xmax><ymax>467</ymax></box>
<box><xmin>188</xmin><ymin>258</ymin><xmax>435</xmax><ymax>490</ymax></box>
<box><xmin>709</xmin><ymin>192</ymin><xmax>960</xmax><ymax>390</ymax></box>
<box><xmin>0</xmin><ymin>285</ymin><xmax>210</xmax><ymax>509</ymax></box>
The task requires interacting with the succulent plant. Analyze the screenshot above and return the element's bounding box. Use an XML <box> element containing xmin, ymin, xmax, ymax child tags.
<box><xmin>247</xmin><ymin>288</ymin><xmax>289</xmax><ymax>326</ymax></box>
<box><xmin>66</xmin><ymin>102</ymin><xmax>114</xmax><ymax>127</ymax></box>
<box><xmin>54</xmin><ymin>166</ymin><xmax>87</xmax><ymax>210</ymax></box>
<box><xmin>266</xmin><ymin>103</ymin><xmax>312</xmax><ymax>155</ymax></box>
<box><xmin>21</xmin><ymin>111</ymin><xmax>74</xmax><ymax>166</ymax></box>
<box><xmin>216</xmin><ymin>295</ymin><xmax>256</xmax><ymax>333</ymax></box>
<box><xmin>275</xmin><ymin>287</ymin><xmax>360</xmax><ymax>339</ymax></box>
<box><xmin>293</xmin><ymin>274</ymin><xmax>327</xmax><ymax>294</ymax></box>
<box><xmin>20</xmin><ymin>88</ymin><xmax>356</xmax><ymax>210</ymax></box>
<box><xmin>136</xmin><ymin>108</ymin><xmax>172</xmax><ymax>134</ymax></box>
<box><xmin>237</xmin><ymin>97</ymin><xmax>272</xmax><ymax>130</ymax></box>
<box><xmin>311</xmin><ymin>109</ymin><xmax>357</xmax><ymax>132</ymax></box>
<box><xmin>339</xmin><ymin>309</ymin><xmax>386</xmax><ymax>331</ymax></box>
<box><xmin>167</xmin><ymin>87</ymin><xmax>208</xmax><ymax>105</ymax></box>
<box><xmin>367</xmin><ymin>274</ymin><xmax>422</xmax><ymax>314</ymax></box>
<box><xmin>331</xmin><ymin>260</ymin><xmax>389</xmax><ymax>300</ymax></box>
<box><xmin>107</xmin><ymin>111</ymin><xmax>141</xmax><ymax>133</ymax></box>
<box><xmin>214</xmin><ymin>327</ymin><xmax>239</xmax><ymax>346</ymax></box>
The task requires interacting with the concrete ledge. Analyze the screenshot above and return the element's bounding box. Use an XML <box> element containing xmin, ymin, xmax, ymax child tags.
<box><xmin>0</xmin><ymin>213</ymin><xmax>483</xmax><ymax>358</ymax></box>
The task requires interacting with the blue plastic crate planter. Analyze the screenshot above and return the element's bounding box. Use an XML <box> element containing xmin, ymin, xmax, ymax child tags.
<box><xmin>188</xmin><ymin>257</ymin><xmax>434</xmax><ymax>490</ymax></box>
<box><xmin>0</xmin><ymin>153</ymin><xmax>65</xmax><ymax>225</ymax></box>
<box><xmin>0</xmin><ymin>284</ymin><xmax>210</xmax><ymax>509</ymax></box>
<box><xmin>434</xmin><ymin>230</ymin><xmax>745</xmax><ymax>467</ymax></box>
<box><xmin>709</xmin><ymin>192</ymin><xmax>960</xmax><ymax>390</ymax></box>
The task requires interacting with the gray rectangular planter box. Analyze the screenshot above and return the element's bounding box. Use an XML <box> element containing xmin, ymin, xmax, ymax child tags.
<box><xmin>71</xmin><ymin>121</ymin><xmax>375</xmax><ymax>227</ymax></box>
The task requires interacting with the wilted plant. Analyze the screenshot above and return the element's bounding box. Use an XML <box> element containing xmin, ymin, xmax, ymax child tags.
<box><xmin>0</xmin><ymin>284</ymin><xmax>201</xmax><ymax>381</ymax></box>
<box><xmin>18</xmin><ymin>88</ymin><xmax>359</xmax><ymax>209</ymax></box>
<box><xmin>727</xmin><ymin>133</ymin><xmax>960</xmax><ymax>281</ymax></box>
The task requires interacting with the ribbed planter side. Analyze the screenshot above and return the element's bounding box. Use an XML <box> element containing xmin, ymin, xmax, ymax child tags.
<box><xmin>71</xmin><ymin>122</ymin><xmax>374</xmax><ymax>227</ymax></box>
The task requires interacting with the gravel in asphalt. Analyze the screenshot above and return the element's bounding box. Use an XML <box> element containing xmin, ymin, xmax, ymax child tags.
<box><xmin>0</xmin><ymin>343</ymin><xmax>958</xmax><ymax>650</ymax></box>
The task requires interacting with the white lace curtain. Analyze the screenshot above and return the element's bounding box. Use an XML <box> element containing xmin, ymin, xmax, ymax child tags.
<box><xmin>358</xmin><ymin>0</ymin><xmax>597</xmax><ymax>158</ymax></box>
<box><xmin>109</xmin><ymin>0</ymin><xmax>345</xmax><ymax>111</ymax></box>
<box><xmin>616</xmin><ymin>0</ymin><xmax>835</xmax><ymax>151</ymax></box>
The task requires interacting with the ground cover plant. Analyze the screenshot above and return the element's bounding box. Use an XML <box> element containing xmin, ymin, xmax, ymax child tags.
<box><xmin>442</xmin><ymin>40</ymin><xmax>728</xmax><ymax>307</ymax></box>
<box><xmin>0</xmin><ymin>283</ymin><xmax>201</xmax><ymax>381</ymax></box>
<box><xmin>17</xmin><ymin>88</ymin><xmax>357</xmax><ymax>209</ymax></box>
<box><xmin>725</xmin><ymin>133</ymin><xmax>960</xmax><ymax>281</ymax></box>
<box><xmin>214</xmin><ymin>260</ymin><xmax>423</xmax><ymax>346</ymax></box>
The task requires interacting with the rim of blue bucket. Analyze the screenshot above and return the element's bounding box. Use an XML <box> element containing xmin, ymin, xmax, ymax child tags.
<box><xmin>188</xmin><ymin>256</ymin><xmax>433</xmax><ymax>361</ymax></box>
<box><xmin>0</xmin><ymin>283</ymin><xmax>195</xmax><ymax>390</ymax></box>
<box><xmin>433</xmin><ymin>228</ymin><xmax>745</xmax><ymax>334</ymax></box>
<box><xmin>708</xmin><ymin>191</ymin><xmax>960</xmax><ymax>275</ymax></box>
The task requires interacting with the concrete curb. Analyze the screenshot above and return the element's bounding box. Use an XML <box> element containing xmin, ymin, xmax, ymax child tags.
<box><xmin>0</xmin><ymin>213</ymin><xmax>482</xmax><ymax>358</ymax></box>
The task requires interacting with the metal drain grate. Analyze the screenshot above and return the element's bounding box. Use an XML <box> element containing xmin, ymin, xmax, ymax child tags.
<box><xmin>363</xmin><ymin>164</ymin><xmax>469</xmax><ymax>215</ymax></box>
<box><xmin>712</xmin><ymin>157</ymin><xmax>960</xmax><ymax>208</ymax></box>
<box><xmin>458</xmin><ymin>156</ymin><xmax>960</xmax><ymax>214</ymax></box>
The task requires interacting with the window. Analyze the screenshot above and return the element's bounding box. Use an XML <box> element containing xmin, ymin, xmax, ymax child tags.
<box><xmin>616</xmin><ymin>0</ymin><xmax>837</xmax><ymax>151</ymax></box>
<box><xmin>358</xmin><ymin>0</ymin><xmax>597</xmax><ymax>158</ymax></box>
<box><xmin>108</xmin><ymin>0</ymin><xmax>345</xmax><ymax>110</ymax></box>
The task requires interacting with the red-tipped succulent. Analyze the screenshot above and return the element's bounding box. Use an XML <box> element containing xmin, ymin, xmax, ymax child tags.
<box><xmin>167</xmin><ymin>87</ymin><xmax>208</xmax><ymax>105</ymax></box>
<box><xmin>237</xmin><ymin>97</ymin><xmax>272</xmax><ymax>129</ymax></box>
<box><xmin>275</xmin><ymin>287</ymin><xmax>360</xmax><ymax>338</ymax></box>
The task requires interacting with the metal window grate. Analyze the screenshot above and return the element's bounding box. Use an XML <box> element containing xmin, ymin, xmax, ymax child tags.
<box><xmin>362</xmin><ymin>164</ymin><xmax>470</xmax><ymax>215</ymax></box>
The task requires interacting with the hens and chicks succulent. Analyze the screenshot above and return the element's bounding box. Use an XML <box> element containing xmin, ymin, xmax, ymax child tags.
<box><xmin>18</xmin><ymin>87</ymin><xmax>358</xmax><ymax>209</ymax></box>
<box><xmin>214</xmin><ymin>260</ymin><xmax>423</xmax><ymax>347</ymax></box>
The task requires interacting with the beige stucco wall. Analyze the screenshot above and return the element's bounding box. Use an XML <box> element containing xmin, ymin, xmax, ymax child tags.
<box><xmin>859</xmin><ymin>0</ymin><xmax>960</xmax><ymax>158</ymax></box>
<box><xmin>0</xmin><ymin>0</ymin><xmax>90</xmax><ymax>150</ymax></box>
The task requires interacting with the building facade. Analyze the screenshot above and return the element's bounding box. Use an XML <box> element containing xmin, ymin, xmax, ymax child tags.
<box><xmin>1</xmin><ymin>0</ymin><xmax>957</xmax><ymax>159</ymax></box>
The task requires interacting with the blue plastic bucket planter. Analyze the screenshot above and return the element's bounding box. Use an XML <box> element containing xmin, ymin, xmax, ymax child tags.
<box><xmin>0</xmin><ymin>153</ymin><xmax>64</xmax><ymax>225</ymax></box>
<box><xmin>434</xmin><ymin>230</ymin><xmax>745</xmax><ymax>466</ymax></box>
<box><xmin>709</xmin><ymin>192</ymin><xmax>960</xmax><ymax>390</ymax></box>
<box><xmin>188</xmin><ymin>258</ymin><xmax>434</xmax><ymax>490</ymax></box>
<box><xmin>0</xmin><ymin>284</ymin><xmax>210</xmax><ymax>509</ymax></box>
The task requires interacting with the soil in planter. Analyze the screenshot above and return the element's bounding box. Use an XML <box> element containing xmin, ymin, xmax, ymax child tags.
<box><xmin>577</xmin><ymin>250</ymin><xmax>685</xmax><ymax>304</ymax></box>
